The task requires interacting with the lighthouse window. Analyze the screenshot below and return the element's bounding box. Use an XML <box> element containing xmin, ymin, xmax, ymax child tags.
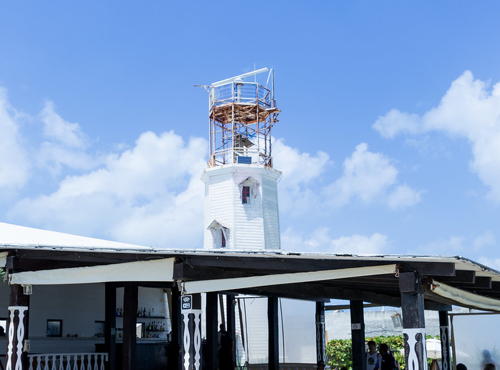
<box><xmin>221</xmin><ymin>229</ymin><xmax>226</xmax><ymax>248</ymax></box>
<box><xmin>208</xmin><ymin>221</ymin><xmax>229</xmax><ymax>249</ymax></box>
<box><xmin>242</xmin><ymin>186</ymin><xmax>251</xmax><ymax>204</ymax></box>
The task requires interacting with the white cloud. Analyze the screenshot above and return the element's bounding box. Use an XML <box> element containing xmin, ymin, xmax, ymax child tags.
<box><xmin>473</xmin><ymin>231</ymin><xmax>496</xmax><ymax>250</ymax></box>
<box><xmin>0</xmin><ymin>88</ymin><xmax>30</xmax><ymax>190</ymax></box>
<box><xmin>327</xmin><ymin>143</ymin><xmax>397</xmax><ymax>205</ymax></box>
<box><xmin>272</xmin><ymin>138</ymin><xmax>330</xmax><ymax>215</ymax></box>
<box><xmin>40</xmin><ymin>101</ymin><xmax>87</xmax><ymax>148</ymax></box>
<box><xmin>416</xmin><ymin>233</ymin><xmax>499</xmax><ymax>265</ymax></box>
<box><xmin>37</xmin><ymin>101</ymin><xmax>98</xmax><ymax>172</ymax></box>
<box><xmin>387</xmin><ymin>184</ymin><xmax>422</xmax><ymax>209</ymax></box>
<box><xmin>418</xmin><ymin>236</ymin><xmax>465</xmax><ymax>255</ymax></box>
<box><xmin>273</xmin><ymin>138</ymin><xmax>330</xmax><ymax>189</ymax></box>
<box><xmin>273</xmin><ymin>140</ymin><xmax>420</xmax><ymax>213</ymax></box>
<box><xmin>0</xmin><ymin>86</ymin><xmax>419</xmax><ymax>248</ymax></box>
<box><xmin>10</xmin><ymin>131</ymin><xmax>207</xmax><ymax>247</ymax></box>
<box><xmin>108</xmin><ymin>176</ymin><xmax>204</xmax><ymax>248</ymax></box>
<box><xmin>283</xmin><ymin>227</ymin><xmax>389</xmax><ymax>255</ymax></box>
<box><xmin>38</xmin><ymin>142</ymin><xmax>99</xmax><ymax>172</ymax></box>
<box><xmin>9</xmin><ymin>133</ymin><xmax>334</xmax><ymax>247</ymax></box>
<box><xmin>327</xmin><ymin>232</ymin><xmax>388</xmax><ymax>255</ymax></box>
<box><xmin>374</xmin><ymin>70</ymin><xmax>500</xmax><ymax>201</ymax></box>
<box><xmin>324</xmin><ymin>143</ymin><xmax>420</xmax><ymax>208</ymax></box>
<box><xmin>8</xmin><ymin>125</ymin><xmax>412</xmax><ymax>248</ymax></box>
<box><xmin>373</xmin><ymin>109</ymin><xmax>421</xmax><ymax>138</ymax></box>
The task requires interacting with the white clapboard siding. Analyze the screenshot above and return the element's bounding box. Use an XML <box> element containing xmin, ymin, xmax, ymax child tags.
<box><xmin>202</xmin><ymin>164</ymin><xmax>281</xmax><ymax>251</ymax></box>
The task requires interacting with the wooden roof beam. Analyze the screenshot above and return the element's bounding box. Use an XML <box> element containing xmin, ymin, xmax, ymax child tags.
<box><xmin>236</xmin><ymin>283</ymin><xmax>450</xmax><ymax>311</ymax></box>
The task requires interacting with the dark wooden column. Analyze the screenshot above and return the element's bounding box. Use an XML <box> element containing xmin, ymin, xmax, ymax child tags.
<box><xmin>170</xmin><ymin>286</ymin><xmax>182</xmax><ymax>370</ymax></box>
<box><xmin>350</xmin><ymin>300</ymin><xmax>366</xmax><ymax>370</ymax></box>
<box><xmin>315</xmin><ymin>302</ymin><xmax>327</xmax><ymax>367</ymax></box>
<box><xmin>439</xmin><ymin>310</ymin><xmax>451</xmax><ymax>370</ymax></box>
<box><xmin>400</xmin><ymin>272</ymin><xmax>427</xmax><ymax>370</ymax></box>
<box><xmin>123</xmin><ymin>284</ymin><xmax>138</xmax><ymax>370</ymax></box>
<box><xmin>6</xmin><ymin>284</ymin><xmax>30</xmax><ymax>370</ymax></box>
<box><xmin>205</xmin><ymin>292</ymin><xmax>219</xmax><ymax>370</ymax></box>
<box><xmin>180</xmin><ymin>293</ymin><xmax>202</xmax><ymax>370</ymax></box>
<box><xmin>268</xmin><ymin>296</ymin><xmax>279</xmax><ymax>370</ymax></box>
<box><xmin>226</xmin><ymin>294</ymin><xmax>236</xmax><ymax>368</ymax></box>
<box><xmin>104</xmin><ymin>283</ymin><xmax>117</xmax><ymax>370</ymax></box>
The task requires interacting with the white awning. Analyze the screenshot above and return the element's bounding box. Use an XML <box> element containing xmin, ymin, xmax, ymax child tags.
<box><xmin>181</xmin><ymin>264</ymin><xmax>397</xmax><ymax>294</ymax></box>
<box><xmin>430</xmin><ymin>280</ymin><xmax>500</xmax><ymax>312</ymax></box>
<box><xmin>9</xmin><ymin>258</ymin><xmax>175</xmax><ymax>285</ymax></box>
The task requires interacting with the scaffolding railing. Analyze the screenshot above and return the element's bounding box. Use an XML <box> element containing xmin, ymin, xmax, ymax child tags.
<box><xmin>209</xmin><ymin>81</ymin><xmax>274</xmax><ymax>112</ymax></box>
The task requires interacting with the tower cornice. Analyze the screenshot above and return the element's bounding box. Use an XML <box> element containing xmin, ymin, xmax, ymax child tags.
<box><xmin>201</xmin><ymin>164</ymin><xmax>282</xmax><ymax>183</ymax></box>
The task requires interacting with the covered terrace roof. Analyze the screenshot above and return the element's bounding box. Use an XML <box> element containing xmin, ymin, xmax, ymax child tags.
<box><xmin>1</xmin><ymin>221</ymin><xmax>500</xmax><ymax>312</ymax></box>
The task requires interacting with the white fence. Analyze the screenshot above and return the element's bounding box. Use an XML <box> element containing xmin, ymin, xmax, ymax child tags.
<box><xmin>28</xmin><ymin>353</ymin><xmax>108</xmax><ymax>370</ymax></box>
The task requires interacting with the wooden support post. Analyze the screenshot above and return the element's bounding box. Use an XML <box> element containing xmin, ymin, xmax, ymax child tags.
<box><xmin>104</xmin><ymin>283</ymin><xmax>117</xmax><ymax>370</ymax></box>
<box><xmin>400</xmin><ymin>272</ymin><xmax>427</xmax><ymax>370</ymax></box>
<box><xmin>268</xmin><ymin>296</ymin><xmax>279</xmax><ymax>370</ymax></box>
<box><xmin>350</xmin><ymin>300</ymin><xmax>366</xmax><ymax>370</ymax></box>
<box><xmin>450</xmin><ymin>315</ymin><xmax>457</xmax><ymax>370</ymax></box>
<box><xmin>226</xmin><ymin>294</ymin><xmax>236</xmax><ymax>368</ymax></box>
<box><xmin>169</xmin><ymin>286</ymin><xmax>182</xmax><ymax>370</ymax></box>
<box><xmin>205</xmin><ymin>292</ymin><xmax>219</xmax><ymax>370</ymax></box>
<box><xmin>439</xmin><ymin>311</ymin><xmax>451</xmax><ymax>370</ymax></box>
<box><xmin>316</xmin><ymin>301</ymin><xmax>326</xmax><ymax>367</ymax></box>
<box><xmin>6</xmin><ymin>284</ymin><xmax>30</xmax><ymax>370</ymax></box>
<box><xmin>180</xmin><ymin>293</ymin><xmax>202</xmax><ymax>370</ymax></box>
<box><xmin>219</xmin><ymin>295</ymin><xmax>226</xmax><ymax>330</ymax></box>
<box><xmin>123</xmin><ymin>284</ymin><xmax>138</xmax><ymax>370</ymax></box>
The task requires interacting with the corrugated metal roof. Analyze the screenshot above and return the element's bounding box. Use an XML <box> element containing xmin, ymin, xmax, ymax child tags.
<box><xmin>0</xmin><ymin>221</ymin><xmax>499</xmax><ymax>280</ymax></box>
<box><xmin>0</xmin><ymin>221</ymin><xmax>154</xmax><ymax>251</ymax></box>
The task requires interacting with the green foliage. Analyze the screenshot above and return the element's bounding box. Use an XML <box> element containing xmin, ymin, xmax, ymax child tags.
<box><xmin>326</xmin><ymin>338</ymin><xmax>353</xmax><ymax>368</ymax></box>
<box><xmin>326</xmin><ymin>335</ymin><xmax>439</xmax><ymax>369</ymax></box>
<box><xmin>0</xmin><ymin>268</ymin><xmax>4</xmax><ymax>280</ymax></box>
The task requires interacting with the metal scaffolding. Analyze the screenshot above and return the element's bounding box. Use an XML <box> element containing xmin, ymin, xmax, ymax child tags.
<box><xmin>204</xmin><ymin>68</ymin><xmax>280</xmax><ymax>167</ymax></box>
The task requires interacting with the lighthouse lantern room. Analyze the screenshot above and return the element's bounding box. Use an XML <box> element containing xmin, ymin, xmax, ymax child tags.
<box><xmin>202</xmin><ymin>68</ymin><xmax>281</xmax><ymax>251</ymax></box>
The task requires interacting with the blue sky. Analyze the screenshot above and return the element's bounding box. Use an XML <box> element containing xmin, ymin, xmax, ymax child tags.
<box><xmin>1</xmin><ymin>1</ymin><xmax>500</xmax><ymax>268</ymax></box>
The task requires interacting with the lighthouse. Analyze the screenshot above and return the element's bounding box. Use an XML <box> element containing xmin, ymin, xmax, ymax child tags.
<box><xmin>202</xmin><ymin>68</ymin><xmax>281</xmax><ymax>251</ymax></box>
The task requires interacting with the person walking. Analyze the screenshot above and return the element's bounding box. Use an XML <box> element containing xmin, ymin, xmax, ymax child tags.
<box><xmin>366</xmin><ymin>340</ymin><xmax>380</xmax><ymax>370</ymax></box>
<box><xmin>378</xmin><ymin>343</ymin><xmax>397</xmax><ymax>370</ymax></box>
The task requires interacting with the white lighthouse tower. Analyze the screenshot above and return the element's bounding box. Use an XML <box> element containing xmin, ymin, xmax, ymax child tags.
<box><xmin>202</xmin><ymin>68</ymin><xmax>281</xmax><ymax>251</ymax></box>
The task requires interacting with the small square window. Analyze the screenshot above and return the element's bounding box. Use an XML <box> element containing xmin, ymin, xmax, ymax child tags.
<box><xmin>46</xmin><ymin>319</ymin><xmax>63</xmax><ymax>337</ymax></box>
<box><xmin>242</xmin><ymin>186</ymin><xmax>251</xmax><ymax>204</ymax></box>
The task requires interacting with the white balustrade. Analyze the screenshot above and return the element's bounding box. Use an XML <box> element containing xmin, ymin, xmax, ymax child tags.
<box><xmin>28</xmin><ymin>353</ymin><xmax>108</xmax><ymax>370</ymax></box>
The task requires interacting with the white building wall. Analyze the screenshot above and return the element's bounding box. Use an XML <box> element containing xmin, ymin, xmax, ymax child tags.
<box><xmin>203</xmin><ymin>164</ymin><xmax>281</xmax><ymax>251</ymax></box>
<box><xmin>203</xmin><ymin>171</ymin><xmax>235</xmax><ymax>249</ymax></box>
<box><xmin>0</xmin><ymin>281</ymin><xmax>105</xmax><ymax>354</ymax></box>
<box><xmin>325</xmin><ymin>308</ymin><xmax>440</xmax><ymax>339</ymax></box>
<box><xmin>262</xmin><ymin>175</ymin><xmax>281</xmax><ymax>251</ymax></box>
<box><xmin>0</xmin><ymin>281</ymin><xmax>169</xmax><ymax>355</ymax></box>
<box><xmin>233</xmin><ymin>171</ymin><xmax>265</xmax><ymax>250</ymax></box>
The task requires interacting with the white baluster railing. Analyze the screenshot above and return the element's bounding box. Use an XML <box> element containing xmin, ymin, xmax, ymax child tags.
<box><xmin>27</xmin><ymin>353</ymin><xmax>108</xmax><ymax>370</ymax></box>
